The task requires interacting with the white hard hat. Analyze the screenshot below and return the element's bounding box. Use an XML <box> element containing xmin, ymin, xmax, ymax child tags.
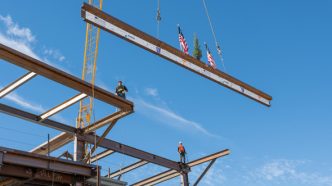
<box><xmin>179</xmin><ymin>141</ymin><xmax>182</xmax><ymax>144</ymax></box>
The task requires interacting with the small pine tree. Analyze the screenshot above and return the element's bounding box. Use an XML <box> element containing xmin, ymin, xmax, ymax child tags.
<box><xmin>193</xmin><ymin>33</ymin><xmax>202</xmax><ymax>60</ymax></box>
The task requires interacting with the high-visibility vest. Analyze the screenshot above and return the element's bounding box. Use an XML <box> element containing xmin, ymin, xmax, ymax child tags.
<box><xmin>116</xmin><ymin>85</ymin><xmax>127</xmax><ymax>94</ymax></box>
<box><xmin>178</xmin><ymin>145</ymin><xmax>185</xmax><ymax>153</ymax></box>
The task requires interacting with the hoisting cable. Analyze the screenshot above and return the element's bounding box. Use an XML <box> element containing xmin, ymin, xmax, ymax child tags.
<box><xmin>156</xmin><ymin>0</ymin><xmax>162</xmax><ymax>38</ymax></box>
<box><xmin>202</xmin><ymin>0</ymin><xmax>226</xmax><ymax>71</ymax></box>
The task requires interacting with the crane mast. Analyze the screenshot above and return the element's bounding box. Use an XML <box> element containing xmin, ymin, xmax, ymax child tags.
<box><xmin>75</xmin><ymin>0</ymin><xmax>103</xmax><ymax>162</ymax></box>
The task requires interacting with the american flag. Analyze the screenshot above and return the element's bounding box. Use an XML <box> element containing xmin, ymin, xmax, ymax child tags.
<box><xmin>178</xmin><ymin>26</ymin><xmax>189</xmax><ymax>54</ymax></box>
<box><xmin>205</xmin><ymin>43</ymin><xmax>217</xmax><ymax>69</ymax></box>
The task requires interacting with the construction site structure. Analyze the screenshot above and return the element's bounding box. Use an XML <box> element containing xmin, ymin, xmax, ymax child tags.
<box><xmin>0</xmin><ymin>2</ymin><xmax>272</xmax><ymax>185</ymax></box>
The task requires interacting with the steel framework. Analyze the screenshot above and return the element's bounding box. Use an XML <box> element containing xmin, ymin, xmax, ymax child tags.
<box><xmin>0</xmin><ymin>43</ymin><xmax>230</xmax><ymax>185</ymax></box>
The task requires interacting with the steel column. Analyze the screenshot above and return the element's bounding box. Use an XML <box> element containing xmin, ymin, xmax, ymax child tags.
<box><xmin>181</xmin><ymin>172</ymin><xmax>189</xmax><ymax>186</ymax></box>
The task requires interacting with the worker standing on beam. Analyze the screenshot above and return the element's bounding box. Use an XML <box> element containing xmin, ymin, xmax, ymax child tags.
<box><xmin>178</xmin><ymin>141</ymin><xmax>186</xmax><ymax>163</ymax></box>
<box><xmin>115</xmin><ymin>81</ymin><xmax>128</xmax><ymax>99</ymax></box>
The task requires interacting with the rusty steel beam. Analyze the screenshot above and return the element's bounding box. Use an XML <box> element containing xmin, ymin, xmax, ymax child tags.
<box><xmin>0</xmin><ymin>71</ymin><xmax>36</xmax><ymax>98</ymax></box>
<box><xmin>0</xmin><ymin>146</ymin><xmax>96</xmax><ymax>177</ymax></box>
<box><xmin>81</xmin><ymin>3</ymin><xmax>272</xmax><ymax>107</ymax></box>
<box><xmin>0</xmin><ymin>103</ymin><xmax>77</xmax><ymax>134</ymax></box>
<box><xmin>0</xmin><ymin>164</ymin><xmax>77</xmax><ymax>185</ymax></box>
<box><xmin>108</xmin><ymin>160</ymin><xmax>148</xmax><ymax>178</ymax></box>
<box><xmin>0</xmin><ymin>43</ymin><xmax>134</xmax><ymax>111</ymax></box>
<box><xmin>193</xmin><ymin>159</ymin><xmax>216</xmax><ymax>186</ymax></box>
<box><xmin>78</xmin><ymin>134</ymin><xmax>181</xmax><ymax>171</ymax></box>
<box><xmin>90</xmin><ymin>149</ymin><xmax>115</xmax><ymax>163</ymax></box>
<box><xmin>132</xmin><ymin>149</ymin><xmax>230</xmax><ymax>186</ymax></box>
<box><xmin>39</xmin><ymin>93</ymin><xmax>87</xmax><ymax>121</ymax></box>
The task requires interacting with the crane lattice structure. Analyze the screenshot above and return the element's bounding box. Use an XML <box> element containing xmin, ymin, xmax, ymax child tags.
<box><xmin>76</xmin><ymin>0</ymin><xmax>103</xmax><ymax>162</ymax></box>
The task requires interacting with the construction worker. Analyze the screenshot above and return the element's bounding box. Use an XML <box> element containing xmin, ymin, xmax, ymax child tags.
<box><xmin>178</xmin><ymin>141</ymin><xmax>186</xmax><ymax>163</ymax></box>
<box><xmin>115</xmin><ymin>81</ymin><xmax>128</xmax><ymax>99</ymax></box>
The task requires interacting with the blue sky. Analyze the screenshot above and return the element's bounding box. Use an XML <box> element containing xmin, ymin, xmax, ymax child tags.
<box><xmin>0</xmin><ymin>0</ymin><xmax>332</xmax><ymax>185</ymax></box>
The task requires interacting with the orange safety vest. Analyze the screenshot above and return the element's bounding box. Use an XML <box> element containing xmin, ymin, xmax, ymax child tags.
<box><xmin>178</xmin><ymin>144</ymin><xmax>185</xmax><ymax>153</ymax></box>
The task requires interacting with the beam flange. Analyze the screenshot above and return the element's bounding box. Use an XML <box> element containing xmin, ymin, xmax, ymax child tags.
<box><xmin>0</xmin><ymin>71</ymin><xmax>36</xmax><ymax>98</ymax></box>
<box><xmin>39</xmin><ymin>93</ymin><xmax>87</xmax><ymax>120</ymax></box>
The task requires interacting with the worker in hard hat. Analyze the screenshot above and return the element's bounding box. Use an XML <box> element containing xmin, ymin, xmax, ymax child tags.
<box><xmin>115</xmin><ymin>81</ymin><xmax>128</xmax><ymax>99</ymax></box>
<box><xmin>178</xmin><ymin>141</ymin><xmax>186</xmax><ymax>163</ymax></box>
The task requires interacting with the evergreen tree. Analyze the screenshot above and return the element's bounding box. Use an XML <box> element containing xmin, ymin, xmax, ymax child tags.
<box><xmin>193</xmin><ymin>33</ymin><xmax>202</xmax><ymax>60</ymax></box>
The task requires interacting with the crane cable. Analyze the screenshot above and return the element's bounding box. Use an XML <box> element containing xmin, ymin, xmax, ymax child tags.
<box><xmin>202</xmin><ymin>0</ymin><xmax>226</xmax><ymax>72</ymax></box>
<box><xmin>156</xmin><ymin>0</ymin><xmax>161</xmax><ymax>38</ymax></box>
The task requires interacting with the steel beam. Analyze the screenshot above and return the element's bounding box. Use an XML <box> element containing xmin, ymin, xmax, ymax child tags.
<box><xmin>81</xmin><ymin>3</ymin><xmax>272</xmax><ymax>106</ymax></box>
<box><xmin>134</xmin><ymin>171</ymin><xmax>178</xmax><ymax>186</ymax></box>
<box><xmin>193</xmin><ymin>159</ymin><xmax>216</xmax><ymax>186</ymax></box>
<box><xmin>78</xmin><ymin>134</ymin><xmax>181</xmax><ymax>171</ymax></box>
<box><xmin>0</xmin><ymin>43</ymin><xmax>134</xmax><ymax>110</ymax></box>
<box><xmin>30</xmin><ymin>110</ymin><xmax>130</xmax><ymax>155</ymax></box>
<box><xmin>0</xmin><ymin>103</ymin><xmax>77</xmax><ymax>134</ymax></box>
<box><xmin>30</xmin><ymin>132</ymin><xmax>73</xmax><ymax>155</ymax></box>
<box><xmin>83</xmin><ymin>110</ymin><xmax>130</xmax><ymax>133</ymax></box>
<box><xmin>0</xmin><ymin>71</ymin><xmax>36</xmax><ymax>98</ymax></box>
<box><xmin>39</xmin><ymin>93</ymin><xmax>87</xmax><ymax>121</ymax></box>
<box><xmin>132</xmin><ymin>149</ymin><xmax>230</xmax><ymax>186</ymax></box>
<box><xmin>90</xmin><ymin>149</ymin><xmax>115</xmax><ymax>163</ymax></box>
<box><xmin>108</xmin><ymin>160</ymin><xmax>148</xmax><ymax>178</ymax></box>
<box><xmin>84</xmin><ymin>119</ymin><xmax>118</xmax><ymax>163</ymax></box>
<box><xmin>0</xmin><ymin>146</ymin><xmax>96</xmax><ymax>177</ymax></box>
<box><xmin>0</xmin><ymin>103</ymin><xmax>128</xmax><ymax>156</ymax></box>
<box><xmin>0</xmin><ymin>164</ymin><xmax>76</xmax><ymax>185</ymax></box>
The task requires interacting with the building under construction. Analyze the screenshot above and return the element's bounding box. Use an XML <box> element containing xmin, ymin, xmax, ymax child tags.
<box><xmin>0</xmin><ymin>1</ymin><xmax>271</xmax><ymax>186</ymax></box>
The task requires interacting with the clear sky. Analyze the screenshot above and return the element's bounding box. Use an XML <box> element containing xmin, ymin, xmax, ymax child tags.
<box><xmin>0</xmin><ymin>0</ymin><xmax>332</xmax><ymax>186</ymax></box>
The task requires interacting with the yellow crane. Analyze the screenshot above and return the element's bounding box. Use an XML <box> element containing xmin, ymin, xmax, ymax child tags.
<box><xmin>76</xmin><ymin>0</ymin><xmax>103</xmax><ymax>161</ymax></box>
